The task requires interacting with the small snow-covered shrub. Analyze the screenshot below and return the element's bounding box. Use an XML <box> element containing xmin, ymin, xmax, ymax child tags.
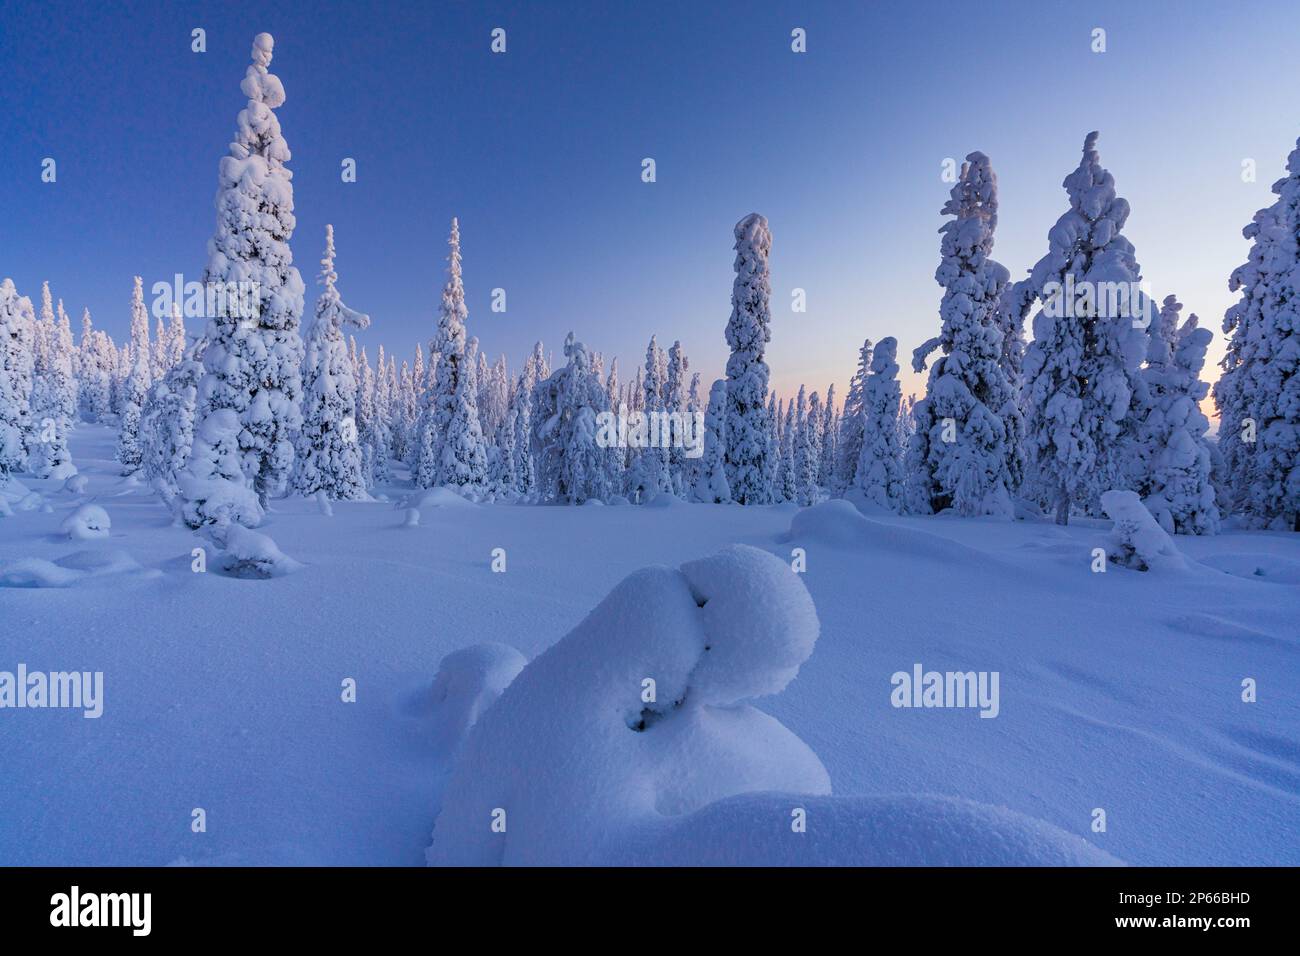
<box><xmin>61</xmin><ymin>504</ymin><xmax>110</xmax><ymax>540</ymax></box>
<box><xmin>212</xmin><ymin>524</ymin><xmax>303</xmax><ymax>579</ymax></box>
<box><xmin>1101</xmin><ymin>490</ymin><xmax>1185</xmax><ymax>572</ymax></box>
<box><xmin>63</xmin><ymin>474</ymin><xmax>88</xmax><ymax>494</ymax></box>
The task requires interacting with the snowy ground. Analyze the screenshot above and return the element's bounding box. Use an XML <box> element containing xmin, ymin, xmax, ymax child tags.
<box><xmin>1</xmin><ymin>425</ymin><xmax>1297</xmax><ymax>866</ymax></box>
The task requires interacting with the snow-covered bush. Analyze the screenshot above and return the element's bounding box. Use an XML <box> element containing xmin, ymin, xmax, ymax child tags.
<box><xmin>61</xmin><ymin>503</ymin><xmax>110</xmax><ymax>541</ymax></box>
<box><xmin>1100</xmin><ymin>489</ymin><xmax>1186</xmax><ymax>572</ymax></box>
<box><xmin>211</xmin><ymin>523</ymin><xmax>303</xmax><ymax>578</ymax></box>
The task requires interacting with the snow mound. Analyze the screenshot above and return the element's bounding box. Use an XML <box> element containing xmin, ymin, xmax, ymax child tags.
<box><xmin>1198</xmin><ymin>552</ymin><xmax>1300</xmax><ymax>585</ymax></box>
<box><xmin>60</xmin><ymin>504</ymin><xmax>110</xmax><ymax>540</ymax></box>
<box><xmin>0</xmin><ymin>558</ymin><xmax>82</xmax><ymax>588</ymax></box>
<box><xmin>606</xmin><ymin>495</ymin><xmax>631</xmax><ymax>506</ymax></box>
<box><xmin>402</xmin><ymin>487</ymin><xmax>476</xmax><ymax>510</ymax></box>
<box><xmin>612</xmin><ymin>792</ymin><xmax>1121</xmax><ymax>866</ymax></box>
<box><xmin>1100</xmin><ymin>490</ymin><xmax>1186</xmax><ymax>572</ymax></box>
<box><xmin>213</xmin><ymin>524</ymin><xmax>303</xmax><ymax>578</ymax></box>
<box><xmin>644</xmin><ymin>492</ymin><xmax>685</xmax><ymax>508</ymax></box>
<box><xmin>427</xmin><ymin>544</ymin><xmax>828</xmax><ymax>866</ymax></box>
<box><xmin>62</xmin><ymin>474</ymin><xmax>88</xmax><ymax>494</ymax></box>
<box><xmin>0</xmin><ymin>549</ymin><xmax>146</xmax><ymax>588</ymax></box>
<box><xmin>787</xmin><ymin>499</ymin><xmax>985</xmax><ymax>563</ymax></box>
<box><xmin>423</xmin><ymin>644</ymin><xmax>528</xmax><ymax>759</ymax></box>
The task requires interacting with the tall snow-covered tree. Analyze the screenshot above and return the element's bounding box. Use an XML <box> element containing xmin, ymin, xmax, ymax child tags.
<box><xmin>855</xmin><ymin>337</ymin><xmax>905</xmax><ymax>512</ymax></box>
<box><xmin>295</xmin><ymin>225</ymin><xmax>371</xmax><ymax>500</ymax></box>
<box><xmin>531</xmin><ymin>332</ymin><xmax>610</xmax><ymax>504</ymax></box>
<box><xmin>181</xmin><ymin>33</ymin><xmax>306</xmax><ymax>527</ymax></box>
<box><xmin>834</xmin><ymin>338</ymin><xmax>872</xmax><ymax>494</ymax></box>
<box><xmin>796</xmin><ymin>389</ymin><xmax>822</xmax><ymax>505</ymax></box>
<box><xmin>818</xmin><ymin>382</ymin><xmax>837</xmax><ymax>488</ymax></box>
<box><xmin>142</xmin><ymin>336</ymin><xmax>206</xmax><ymax>511</ymax></box>
<box><xmin>116</xmin><ymin>276</ymin><xmax>153</xmax><ymax>475</ymax></box>
<box><xmin>1021</xmin><ymin>133</ymin><xmax>1150</xmax><ymax>524</ymax></box>
<box><xmin>419</xmin><ymin>218</ymin><xmax>488</xmax><ymax>490</ymax></box>
<box><xmin>693</xmin><ymin>378</ymin><xmax>731</xmax><ymax>503</ymax></box>
<box><xmin>30</xmin><ymin>287</ymin><xmax>78</xmax><ymax>478</ymax></box>
<box><xmin>0</xmin><ymin>279</ymin><xmax>36</xmax><ymax>478</ymax></box>
<box><xmin>81</xmin><ymin>326</ymin><xmax>115</xmax><ymax>424</ymax></box>
<box><xmin>910</xmin><ymin>151</ymin><xmax>1020</xmax><ymax>517</ymax></box>
<box><xmin>723</xmin><ymin>213</ymin><xmax>774</xmax><ymax>504</ymax></box>
<box><xmin>778</xmin><ymin>397</ymin><xmax>797</xmax><ymax>502</ymax></box>
<box><xmin>629</xmin><ymin>335</ymin><xmax>672</xmax><ymax>500</ymax></box>
<box><xmin>77</xmin><ymin>309</ymin><xmax>96</xmax><ymax>421</ymax></box>
<box><xmin>1215</xmin><ymin>135</ymin><xmax>1300</xmax><ymax>530</ymax></box>
<box><xmin>166</xmin><ymin>302</ymin><xmax>187</xmax><ymax>371</ymax></box>
<box><xmin>1136</xmin><ymin>295</ymin><xmax>1219</xmax><ymax>534</ymax></box>
<box><xmin>664</xmin><ymin>340</ymin><xmax>689</xmax><ymax>496</ymax></box>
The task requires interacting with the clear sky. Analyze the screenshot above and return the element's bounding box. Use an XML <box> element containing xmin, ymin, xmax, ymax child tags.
<box><xmin>2</xmin><ymin>0</ymin><xmax>1298</xmax><ymax>406</ymax></box>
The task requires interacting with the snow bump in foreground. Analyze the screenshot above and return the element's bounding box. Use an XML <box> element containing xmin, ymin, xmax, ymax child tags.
<box><xmin>426</xmin><ymin>543</ymin><xmax>1118</xmax><ymax>866</ymax></box>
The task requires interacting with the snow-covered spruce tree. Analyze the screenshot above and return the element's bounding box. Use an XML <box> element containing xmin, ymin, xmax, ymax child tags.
<box><xmin>420</xmin><ymin>218</ymin><xmax>488</xmax><ymax>490</ymax></box>
<box><xmin>834</xmin><ymin>338</ymin><xmax>872</xmax><ymax>494</ymax></box>
<box><xmin>1213</xmin><ymin>200</ymin><xmax>1281</xmax><ymax>514</ymax></box>
<box><xmin>396</xmin><ymin>358</ymin><xmax>417</xmax><ymax>464</ymax></box>
<box><xmin>294</xmin><ymin>225</ymin><xmax>372</xmax><ymax>501</ymax></box>
<box><xmin>818</xmin><ymin>382</ymin><xmax>836</xmax><ymax>488</ymax></box>
<box><xmin>180</xmin><ymin>33</ymin><xmax>306</xmax><ymax>528</ymax></box>
<box><xmin>854</xmin><ymin>336</ymin><xmax>905</xmax><ymax>512</ymax></box>
<box><xmin>0</xmin><ymin>279</ymin><xmax>36</xmax><ymax>478</ymax></box>
<box><xmin>796</xmin><ymin>390</ymin><xmax>822</xmax><ymax>505</ymax></box>
<box><xmin>683</xmin><ymin>371</ymin><xmax>702</xmax><ymax>492</ymax></box>
<box><xmin>531</xmin><ymin>332</ymin><xmax>610</xmax><ymax>504</ymax></box>
<box><xmin>77</xmin><ymin>309</ymin><xmax>96</xmax><ymax>421</ymax></box>
<box><xmin>1021</xmin><ymin>133</ymin><xmax>1150</xmax><ymax>524</ymax></box>
<box><xmin>779</xmin><ymin>397</ymin><xmax>797</xmax><ymax>502</ymax></box>
<box><xmin>664</xmin><ymin>340</ymin><xmax>689</xmax><ymax>496</ymax></box>
<box><xmin>510</xmin><ymin>358</ymin><xmax>538</xmax><ymax>497</ymax></box>
<box><xmin>30</xmin><ymin>288</ymin><xmax>78</xmax><ymax>478</ymax></box>
<box><xmin>151</xmin><ymin>317</ymin><xmax>167</xmax><ymax>380</ymax></box>
<box><xmin>166</xmin><ymin>302</ymin><xmax>186</xmax><ymax>371</ymax></box>
<box><xmin>142</xmin><ymin>336</ymin><xmax>206</xmax><ymax>511</ymax></box>
<box><xmin>629</xmin><ymin>335</ymin><xmax>672</xmax><ymax>500</ymax></box>
<box><xmin>910</xmin><ymin>151</ymin><xmax>1020</xmax><ymax>517</ymax></box>
<box><xmin>723</xmin><ymin>213</ymin><xmax>775</xmax><ymax>504</ymax></box>
<box><xmin>693</xmin><ymin>378</ymin><xmax>731</xmax><ymax>503</ymax></box>
<box><xmin>116</xmin><ymin>276</ymin><xmax>153</xmax><ymax>475</ymax></box>
<box><xmin>371</xmin><ymin>348</ymin><xmax>395</xmax><ymax>473</ymax></box>
<box><xmin>356</xmin><ymin>351</ymin><xmax>389</xmax><ymax>488</ymax></box>
<box><xmin>82</xmin><ymin>327</ymin><xmax>115</xmax><ymax>424</ymax></box>
<box><xmin>1215</xmin><ymin>136</ymin><xmax>1300</xmax><ymax>530</ymax></box>
<box><xmin>1136</xmin><ymin>295</ymin><xmax>1219</xmax><ymax>534</ymax></box>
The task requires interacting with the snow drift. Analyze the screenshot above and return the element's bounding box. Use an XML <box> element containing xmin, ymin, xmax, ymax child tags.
<box><xmin>427</xmin><ymin>543</ymin><xmax>1117</xmax><ymax>866</ymax></box>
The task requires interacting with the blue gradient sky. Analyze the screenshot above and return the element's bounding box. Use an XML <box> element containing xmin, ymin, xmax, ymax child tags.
<box><xmin>2</xmin><ymin>0</ymin><xmax>1297</xmax><ymax>404</ymax></box>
